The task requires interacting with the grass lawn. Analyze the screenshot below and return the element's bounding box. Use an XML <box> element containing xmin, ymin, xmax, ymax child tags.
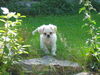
<box><xmin>19</xmin><ymin>14</ymin><xmax>99</xmax><ymax>65</ymax></box>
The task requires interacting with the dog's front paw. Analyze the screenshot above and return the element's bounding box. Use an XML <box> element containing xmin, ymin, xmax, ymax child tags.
<box><xmin>52</xmin><ymin>52</ymin><xmax>56</xmax><ymax>56</ymax></box>
<box><xmin>44</xmin><ymin>49</ymin><xmax>50</xmax><ymax>54</ymax></box>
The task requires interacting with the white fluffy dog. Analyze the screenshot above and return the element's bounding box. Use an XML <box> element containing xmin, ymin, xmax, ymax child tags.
<box><xmin>32</xmin><ymin>24</ymin><xmax>57</xmax><ymax>56</ymax></box>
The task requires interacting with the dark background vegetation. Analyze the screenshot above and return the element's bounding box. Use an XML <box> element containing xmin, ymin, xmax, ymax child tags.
<box><xmin>0</xmin><ymin>0</ymin><xmax>100</xmax><ymax>15</ymax></box>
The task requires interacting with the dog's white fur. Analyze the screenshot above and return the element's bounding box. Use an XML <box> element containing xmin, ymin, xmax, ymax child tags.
<box><xmin>32</xmin><ymin>24</ymin><xmax>57</xmax><ymax>55</ymax></box>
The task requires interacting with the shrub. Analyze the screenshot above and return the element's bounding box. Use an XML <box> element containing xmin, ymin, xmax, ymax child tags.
<box><xmin>5</xmin><ymin>0</ymin><xmax>81</xmax><ymax>15</ymax></box>
<box><xmin>92</xmin><ymin>0</ymin><xmax>100</xmax><ymax>12</ymax></box>
<box><xmin>0</xmin><ymin>0</ymin><xmax>8</xmax><ymax>7</ymax></box>
<box><xmin>5</xmin><ymin>0</ymin><xmax>35</xmax><ymax>15</ymax></box>
<box><xmin>0</xmin><ymin>7</ymin><xmax>29</xmax><ymax>74</ymax></box>
<box><xmin>40</xmin><ymin>0</ymin><xmax>71</xmax><ymax>15</ymax></box>
<box><xmin>31</xmin><ymin>0</ymin><xmax>80</xmax><ymax>15</ymax></box>
<box><xmin>79</xmin><ymin>0</ymin><xmax>100</xmax><ymax>72</ymax></box>
<box><xmin>1</xmin><ymin>0</ymin><xmax>100</xmax><ymax>16</ymax></box>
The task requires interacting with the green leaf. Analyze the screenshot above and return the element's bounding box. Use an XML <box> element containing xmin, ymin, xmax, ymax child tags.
<box><xmin>82</xmin><ymin>23</ymin><xmax>88</xmax><ymax>28</ymax></box>
<box><xmin>94</xmin><ymin>52</ymin><xmax>100</xmax><ymax>56</ymax></box>
<box><xmin>22</xmin><ymin>45</ymin><xmax>30</xmax><ymax>48</ymax></box>
<box><xmin>0</xmin><ymin>16</ymin><xmax>7</xmax><ymax>18</ymax></box>
<box><xmin>79</xmin><ymin>7</ymin><xmax>85</xmax><ymax>14</ymax></box>
<box><xmin>21</xmin><ymin>16</ymin><xmax>26</xmax><ymax>18</ymax></box>
<box><xmin>97</xmin><ymin>36</ymin><xmax>100</xmax><ymax>39</ymax></box>
<box><xmin>0</xmin><ymin>49</ymin><xmax>3</xmax><ymax>54</ymax></box>
<box><xmin>4</xmin><ymin>45</ymin><xmax>9</xmax><ymax>54</ymax></box>
<box><xmin>91</xmin><ymin>20</ymin><xmax>96</xmax><ymax>25</ymax></box>
<box><xmin>17</xmin><ymin>20</ymin><xmax>22</xmax><ymax>22</ymax></box>
<box><xmin>0</xmin><ymin>30</ymin><xmax>5</xmax><ymax>33</ymax></box>
<box><xmin>17</xmin><ymin>13</ymin><xmax>21</xmax><ymax>16</ymax></box>
<box><xmin>14</xmin><ymin>46</ymin><xmax>18</xmax><ymax>50</ymax></box>
<box><xmin>0</xmin><ymin>19</ymin><xmax>6</xmax><ymax>22</ymax></box>
<box><xmin>16</xmin><ymin>22</ymin><xmax>21</xmax><ymax>25</ymax></box>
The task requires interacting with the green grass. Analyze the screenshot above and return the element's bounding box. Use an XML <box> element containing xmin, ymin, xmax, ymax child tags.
<box><xmin>19</xmin><ymin>14</ymin><xmax>100</xmax><ymax>65</ymax></box>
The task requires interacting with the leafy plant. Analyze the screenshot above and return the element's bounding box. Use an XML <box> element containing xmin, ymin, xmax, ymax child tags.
<box><xmin>5</xmin><ymin>0</ymin><xmax>80</xmax><ymax>16</ymax></box>
<box><xmin>36</xmin><ymin>0</ymin><xmax>80</xmax><ymax>15</ymax></box>
<box><xmin>79</xmin><ymin>0</ymin><xmax>100</xmax><ymax>71</ymax></box>
<box><xmin>0</xmin><ymin>7</ymin><xmax>29</xmax><ymax>74</ymax></box>
<box><xmin>91</xmin><ymin>0</ymin><xmax>100</xmax><ymax>12</ymax></box>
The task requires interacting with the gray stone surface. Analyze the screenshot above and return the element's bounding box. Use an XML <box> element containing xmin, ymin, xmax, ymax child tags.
<box><xmin>20</xmin><ymin>55</ymin><xmax>79</xmax><ymax>67</ymax></box>
<box><xmin>75</xmin><ymin>72</ymin><xmax>100</xmax><ymax>75</ymax></box>
<box><xmin>16</xmin><ymin>55</ymin><xmax>82</xmax><ymax>75</ymax></box>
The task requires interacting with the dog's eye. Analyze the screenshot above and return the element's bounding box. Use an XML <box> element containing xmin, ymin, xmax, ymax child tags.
<box><xmin>50</xmin><ymin>32</ymin><xmax>52</xmax><ymax>34</ymax></box>
<box><xmin>44</xmin><ymin>33</ymin><xmax>46</xmax><ymax>35</ymax></box>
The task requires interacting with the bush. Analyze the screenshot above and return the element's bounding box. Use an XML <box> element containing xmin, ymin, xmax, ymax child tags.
<box><xmin>79</xmin><ymin>0</ymin><xmax>100</xmax><ymax>72</ymax></box>
<box><xmin>40</xmin><ymin>0</ymin><xmax>71</xmax><ymax>15</ymax></box>
<box><xmin>5</xmin><ymin>0</ymin><xmax>35</xmax><ymax>15</ymax></box>
<box><xmin>31</xmin><ymin>0</ymin><xmax>80</xmax><ymax>15</ymax></box>
<box><xmin>0</xmin><ymin>7</ymin><xmax>29</xmax><ymax>74</ymax></box>
<box><xmin>1</xmin><ymin>0</ymin><xmax>100</xmax><ymax>16</ymax></box>
<box><xmin>92</xmin><ymin>0</ymin><xmax>100</xmax><ymax>12</ymax></box>
<box><xmin>0</xmin><ymin>0</ymin><xmax>9</xmax><ymax>7</ymax></box>
<box><xmin>5</xmin><ymin>0</ymin><xmax>81</xmax><ymax>16</ymax></box>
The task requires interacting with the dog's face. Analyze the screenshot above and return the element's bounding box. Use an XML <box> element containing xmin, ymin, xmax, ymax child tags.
<box><xmin>38</xmin><ymin>24</ymin><xmax>57</xmax><ymax>38</ymax></box>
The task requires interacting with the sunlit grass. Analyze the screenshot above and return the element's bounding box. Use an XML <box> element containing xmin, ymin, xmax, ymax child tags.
<box><xmin>19</xmin><ymin>14</ymin><xmax>100</xmax><ymax>64</ymax></box>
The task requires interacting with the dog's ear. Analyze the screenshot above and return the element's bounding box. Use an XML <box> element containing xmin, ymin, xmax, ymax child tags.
<box><xmin>38</xmin><ymin>25</ymin><xmax>45</xmax><ymax>34</ymax></box>
<box><xmin>49</xmin><ymin>24</ymin><xmax>57</xmax><ymax>33</ymax></box>
<box><xmin>53</xmin><ymin>25</ymin><xmax>57</xmax><ymax>33</ymax></box>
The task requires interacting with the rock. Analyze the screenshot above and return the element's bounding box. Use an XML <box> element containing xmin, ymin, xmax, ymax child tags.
<box><xmin>12</xmin><ymin>56</ymin><xmax>82</xmax><ymax>75</ymax></box>
<box><xmin>75</xmin><ymin>72</ymin><xmax>100</xmax><ymax>75</ymax></box>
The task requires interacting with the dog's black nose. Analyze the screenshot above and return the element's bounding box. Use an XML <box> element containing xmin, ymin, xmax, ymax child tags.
<box><xmin>47</xmin><ymin>35</ymin><xmax>50</xmax><ymax>38</ymax></box>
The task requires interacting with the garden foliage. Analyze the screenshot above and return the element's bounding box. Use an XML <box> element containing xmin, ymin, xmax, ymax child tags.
<box><xmin>0</xmin><ymin>7</ymin><xmax>29</xmax><ymax>74</ymax></box>
<box><xmin>4</xmin><ymin>0</ymin><xmax>80</xmax><ymax>15</ymax></box>
<box><xmin>0</xmin><ymin>0</ymin><xmax>100</xmax><ymax>16</ymax></box>
<box><xmin>79</xmin><ymin>0</ymin><xmax>100</xmax><ymax>71</ymax></box>
<box><xmin>31</xmin><ymin>0</ymin><xmax>80</xmax><ymax>15</ymax></box>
